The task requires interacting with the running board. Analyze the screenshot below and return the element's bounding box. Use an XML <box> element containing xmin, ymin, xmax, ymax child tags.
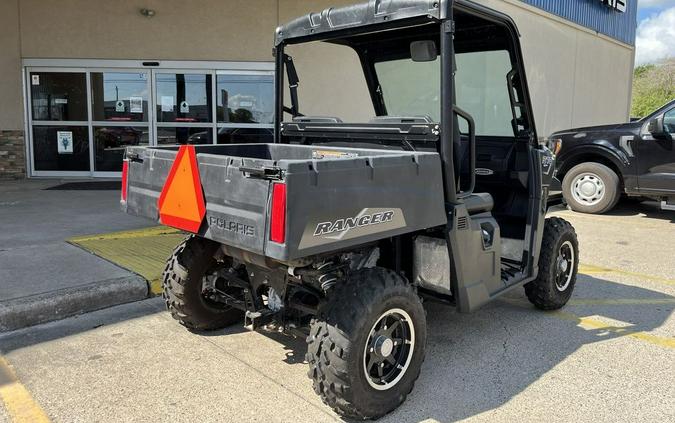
<box><xmin>661</xmin><ymin>197</ymin><xmax>675</xmax><ymax>211</ymax></box>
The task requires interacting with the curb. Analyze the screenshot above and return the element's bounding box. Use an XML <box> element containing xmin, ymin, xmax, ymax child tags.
<box><xmin>0</xmin><ymin>275</ymin><xmax>148</xmax><ymax>332</ymax></box>
<box><xmin>66</xmin><ymin>226</ymin><xmax>183</xmax><ymax>299</ymax></box>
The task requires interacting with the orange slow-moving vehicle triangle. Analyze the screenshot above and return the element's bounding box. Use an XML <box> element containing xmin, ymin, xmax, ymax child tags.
<box><xmin>157</xmin><ymin>145</ymin><xmax>206</xmax><ymax>233</ymax></box>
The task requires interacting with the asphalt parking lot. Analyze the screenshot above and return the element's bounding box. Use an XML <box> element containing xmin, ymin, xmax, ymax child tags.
<box><xmin>0</xmin><ymin>201</ymin><xmax>673</xmax><ymax>423</ymax></box>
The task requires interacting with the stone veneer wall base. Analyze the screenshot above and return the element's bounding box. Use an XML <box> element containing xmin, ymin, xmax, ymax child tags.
<box><xmin>0</xmin><ymin>130</ymin><xmax>26</xmax><ymax>179</ymax></box>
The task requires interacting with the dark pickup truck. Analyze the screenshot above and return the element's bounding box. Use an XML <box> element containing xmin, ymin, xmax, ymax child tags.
<box><xmin>551</xmin><ymin>99</ymin><xmax>675</xmax><ymax>214</ymax></box>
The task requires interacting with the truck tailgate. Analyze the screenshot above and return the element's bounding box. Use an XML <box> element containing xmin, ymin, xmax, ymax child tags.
<box><xmin>123</xmin><ymin>146</ymin><xmax>272</xmax><ymax>254</ymax></box>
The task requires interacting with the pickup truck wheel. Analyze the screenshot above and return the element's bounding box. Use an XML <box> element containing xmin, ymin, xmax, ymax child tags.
<box><xmin>562</xmin><ymin>162</ymin><xmax>620</xmax><ymax>214</ymax></box>
<box><xmin>525</xmin><ymin>217</ymin><xmax>579</xmax><ymax>310</ymax></box>
<box><xmin>162</xmin><ymin>235</ymin><xmax>243</xmax><ymax>331</ymax></box>
<box><xmin>306</xmin><ymin>267</ymin><xmax>426</xmax><ymax>420</ymax></box>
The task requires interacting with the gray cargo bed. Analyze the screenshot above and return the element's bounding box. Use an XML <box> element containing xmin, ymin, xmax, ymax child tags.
<box><xmin>122</xmin><ymin>143</ymin><xmax>446</xmax><ymax>262</ymax></box>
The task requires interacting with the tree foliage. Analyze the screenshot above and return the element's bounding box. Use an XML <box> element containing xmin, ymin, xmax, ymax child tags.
<box><xmin>631</xmin><ymin>58</ymin><xmax>675</xmax><ymax>118</ymax></box>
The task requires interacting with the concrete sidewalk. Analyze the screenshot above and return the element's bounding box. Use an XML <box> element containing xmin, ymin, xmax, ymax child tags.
<box><xmin>0</xmin><ymin>179</ymin><xmax>152</xmax><ymax>331</ymax></box>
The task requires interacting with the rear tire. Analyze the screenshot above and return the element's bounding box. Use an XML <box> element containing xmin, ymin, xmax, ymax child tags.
<box><xmin>162</xmin><ymin>235</ymin><xmax>243</xmax><ymax>331</ymax></box>
<box><xmin>525</xmin><ymin>217</ymin><xmax>579</xmax><ymax>310</ymax></box>
<box><xmin>306</xmin><ymin>267</ymin><xmax>426</xmax><ymax>420</ymax></box>
<box><xmin>562</xmin><ymin>162</ymin><xmax>620</xmax><ymax>214</ymax></box>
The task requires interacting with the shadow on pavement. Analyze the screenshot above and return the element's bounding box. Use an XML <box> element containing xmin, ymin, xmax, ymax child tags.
<box><xmin>601</xmin><ymin>200</ymin><xmax>674</xmax><ymax>222</ymax></box>
<box><xmin>249</xmin><ymin>273</ymin><xmax>674</xmax><ymax>422</ymax></box>
<box><xmin>384</xmin><ymin>274</ymin><xmax>673</xmax><ymax>422</ymax></box>
<box><xmin>1</xmin><ymin>274</ymin><xmax>672</xmax><ymax>423</ymax></box>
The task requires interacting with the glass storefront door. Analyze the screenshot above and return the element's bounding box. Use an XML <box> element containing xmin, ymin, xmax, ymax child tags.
<box><xmin>29</xmin><ymin>71</ymin><xmax>90</xmax><ymax>174</ymax></box>
<box><xmin>90</xmin><ymin>71</ymin><xmax>151</xmax><ymax>175</ymax></box>
<box><xmin>153</xmin><ymin>71</ymin><xmax>215</xmax><ymax>145</ymax></box>
<box><xmin>215</xmin><ymin>71</ymin><xmax>274</xmax><ymax>144</ymax></box>
<box><xmin>25</xmin><ymin>62</ymin><xmax>274</xmax><ymax>177</ymax></box>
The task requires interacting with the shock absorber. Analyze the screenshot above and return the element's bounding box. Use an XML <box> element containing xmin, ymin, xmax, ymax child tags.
<box><xmin>293</xmin><ymin>261</ymin><xmax>343</xmax><ymax>292</ymax></box>
<box><xmin>316</xmin><ymin>261</ymin><xmax>339</xmax><ymax>291</ymax></box>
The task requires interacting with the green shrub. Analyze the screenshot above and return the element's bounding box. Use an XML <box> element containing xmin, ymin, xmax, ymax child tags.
<box><xmin>631</xmin><ymin>59</ymin><xmax>675</xmax><ymax>118</ymax></box>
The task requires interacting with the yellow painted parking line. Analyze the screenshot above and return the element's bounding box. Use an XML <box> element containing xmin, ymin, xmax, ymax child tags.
<box><xmin>553</xmin><ymin>311</ymin><xmax>675</xmax><ymax>350</ymax></box>
<box><xmin>0</xmin><ymin>357</ymin><xmax>50</xmax><ymax>423</ymax></box>
<box><xmin>503</xmin><ymin>297</ymin><xmax>675</xmax><ymax>308</ymax></box>
<box><xmin>579</xmin><ymin>264</ymin><xmax>675</xmax><ymax>287</ymax></box>
<box><xmin>501</xmin><ymin>298</ymin><xmax>675</xmax><ymax>349</ymax></box>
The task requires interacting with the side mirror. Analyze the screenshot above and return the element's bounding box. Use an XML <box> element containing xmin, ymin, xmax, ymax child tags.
<box><xmin>648</xmin><ymin>117</ymin><xmax>666</xmax><ymax>137</ymax></box>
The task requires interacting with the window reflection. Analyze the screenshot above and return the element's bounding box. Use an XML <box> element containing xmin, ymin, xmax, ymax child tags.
<box><xmin>33</xmin><ymin>126</ymin><xmax>90</xmax><ymax>171</ymax></box>
<box><xmin>157</xmin><ymin>127</ymin><xmax>212</xmax><ymax>145</ymax></box>
<box><xmin>91</xmin><ymin>73</ymin><xmax>148</xmax><ymax>122</ymax></box>
<box><xmin>30</xmin><ymin>73</ymin><xmax>88</xmax><ymax>121</ymax></box>
<box><xmin>216</xmin><ymin>74</ymin><xmax>274</xmax><ymax>124</ymax></box>
<box><xmin>156</xmin><ymin>74</ymin><xmax>212</xmax><ymax>123</ymax></box>
<box><xmin>94</xmin><ymin>126</ymin><xmax>149</xmax><ymax>172</ymax></box>
<box><xmin>216</xmin><ymin>127</ymin><xmax>273</xmax><ymax>144</ymax></box>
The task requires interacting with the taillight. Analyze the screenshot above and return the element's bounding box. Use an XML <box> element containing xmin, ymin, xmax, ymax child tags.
<box><xmin>270</xmin><ymin>183</ymin><xmax>287</xmax><ymax>243</ymax></box>
<box><xmin>121</xmin><ymin>159</ymin><xmax>129</xmax><ymax>202</ymax></box>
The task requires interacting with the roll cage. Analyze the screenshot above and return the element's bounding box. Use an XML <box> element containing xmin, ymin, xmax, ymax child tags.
<box><xmin>272</xmin><ymin>0</ymin><xmax>538</xmax><ymax>204</ymax></box>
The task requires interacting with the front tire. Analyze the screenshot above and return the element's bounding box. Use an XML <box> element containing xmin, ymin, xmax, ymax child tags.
<box><xmin>525</xmin><ymin>217</ymin><xmax>579</xmax><ymax>310</ymax></box>
<box><xmin>562</xmin><ymin>162</ymin><xmax>620</xmax><ymax>214</ymax></box>
<box><xmin>306</xmin><ymin>267</ymin><xmax>427</xmax><ymax>420</ymax></box>
<box><xmin>162</xmin><ymin>235</ymin><xmax>244</xmax><ymax>331</ymax></box>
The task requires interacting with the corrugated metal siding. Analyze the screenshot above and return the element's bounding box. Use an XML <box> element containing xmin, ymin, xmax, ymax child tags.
<box><xmin>518</xmin><ymin>0</ymin><xmax>637</xmax><ymax>45</ymax></box>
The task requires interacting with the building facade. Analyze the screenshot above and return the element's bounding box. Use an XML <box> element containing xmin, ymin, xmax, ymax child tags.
<box><xmin>0</xmin><ymin>0</ymin><xmax>637</xmax><ymax>179</ymax></box>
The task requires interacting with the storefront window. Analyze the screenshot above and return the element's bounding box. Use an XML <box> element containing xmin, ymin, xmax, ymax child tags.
<box><xmin>157</xmin><ymin>127</ymin><xmax>213</xmax><ymax>145</ymax></box>
<box><xmin>32</xmin><ymin>126</ymin><xmax>90</xmax><ymax>171</ymax></box>
<box><xmin>216</xmin><ymin>74</ymin><xmax>274</xmax><ymax>124</ymax></box>
<box><xmin>91</xmin><ymin>72</ymin><xmax>149</xmax><ymax>122</ymax></box>
<box><xmin>155</xmin><ymin>74</ymin><xmax>212</xmax><ymax>123</ymax></box>
<box><xmin>27</xmin><ymin>65</ymin><xmax>272</xmax><ymax>176</ymax></box>
<box><xmin>30</xmin><ymin>72</ymin><xmax>87</xmax><ymax>121</ymax></box>
<box><xmin>94</xmin><ymin>126</ymin><xmax>149</xmax><ymax>172</ymax></box>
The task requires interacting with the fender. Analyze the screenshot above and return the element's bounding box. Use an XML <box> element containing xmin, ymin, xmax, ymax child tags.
<box><xmin>557</xmin><ymin>141</ymin><xmax>629</xmax><ymax>176</ymax></box>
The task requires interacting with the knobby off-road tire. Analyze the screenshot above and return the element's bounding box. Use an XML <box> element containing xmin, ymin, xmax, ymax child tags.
<box><xmin>525</xmin><ymin>217</ymin><xmax>579</xmax><ymax>310</ymax></box>
<box><xmin>562</xmin><ymin>162</ymin><xmax>620</xmax><ymax>214</ymax></box>
<box><xmin>163</xmin><ymin>235</ymin><xmax>243</xmax><ymax>331</ymax></box>
<box><xmin>306</xmin><ymin>267</ymin><xmax>427</xmax><ymax>420</ymax></box>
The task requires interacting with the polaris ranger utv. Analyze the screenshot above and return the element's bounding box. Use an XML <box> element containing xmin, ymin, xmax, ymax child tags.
<box><xmin>121</xmin><ymin>0</ymin><xmax>579</xmax><ymax>419</ymax></box>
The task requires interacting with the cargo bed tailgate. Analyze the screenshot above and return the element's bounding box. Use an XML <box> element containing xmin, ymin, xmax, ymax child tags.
<box><xmin>122</xmin><ymin>144</ymin><xmax>446</xmax><ymax>263</ymax></box>
<box><xmin>123</xmin><ymin>145</ymin><xmax>274</xmax><ymax>255</ymax></box>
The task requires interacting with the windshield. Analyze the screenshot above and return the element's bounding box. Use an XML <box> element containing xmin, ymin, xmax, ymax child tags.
<box><xmin>374</xmin><ymin>58</ymin><xmax>440</xmax><ymax>121</ymax></box>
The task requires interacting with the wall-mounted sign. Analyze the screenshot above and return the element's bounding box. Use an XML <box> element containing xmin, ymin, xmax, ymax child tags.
<box><xmin>57</xmin><ymin>131</ymin><xmax>73</xmax><ymax>154</ymax></box>
<box><xmin>115</xmin><ymin>100</ymin><xmax>125</xmax><ymax>112</ymax></box>
<box><xmin>600</xmin><ymin>0</ymin><xmax>626</xmax><ymax>13</ymax></box>
<box><xmin>180</xmin><ymin>101</ymin><xmax>190</xmax><ymax>113</ymax></box>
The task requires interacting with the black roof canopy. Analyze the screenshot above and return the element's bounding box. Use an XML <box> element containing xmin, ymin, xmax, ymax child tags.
<box><xmin>275</xmin><ymin>0</ymin><xmax>447</xmax><ymax>45</ymax></box>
